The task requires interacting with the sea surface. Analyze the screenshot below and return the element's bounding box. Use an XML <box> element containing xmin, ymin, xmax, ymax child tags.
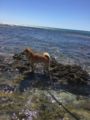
<box><xmin>0</xmin><ymin>24</ymin><xmax>90</xmax><ymax>72</ymax></box>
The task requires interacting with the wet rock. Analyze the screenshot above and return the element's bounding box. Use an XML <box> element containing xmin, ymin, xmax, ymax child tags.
<box><xmin>0</xmin><ymin>52</ymin><xmax>90</xmax><ymax>120</ymax></box>
<box><xmin>15</xmin><ymin>65</ymin><xmax>29</xmax><ymax>73</ymax></box>
<box><xmin>11</xmin><ymin>109</ymin><xmax>38</xmax><ymax>120</ymax></box>
<box><xmin>0</xmin><ymin>84</ymin><xmax>15</xmax><ymax>93</ymax></box>
<box><xmin>11</xmin><ymin>52</ymin><xmax>90</xmax><ymax>90</ymax></box>
<box><xmin>0</xmin><ymin>52</ymin><xmax>90</xmax><ymax>95</ymax></box>
<box><xmin>13</xmin><ymin>53</ymin><xmax>23</xmax><ymax>60</ymax></box>
<box><xmin>50</xmin><ymin>59</ymin><xmax>89</xmax><ymax>85</ymax></box>
<box><xmin>0</xmin><ymin>96</ymin><xmax>13</xmax><ymax>104</ymax></box>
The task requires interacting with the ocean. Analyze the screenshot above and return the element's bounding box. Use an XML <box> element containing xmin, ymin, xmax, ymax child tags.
<box><xmin>0</xmin><ymin>24</ymin><xmax>90</xmax><ymax>72</ymax></box>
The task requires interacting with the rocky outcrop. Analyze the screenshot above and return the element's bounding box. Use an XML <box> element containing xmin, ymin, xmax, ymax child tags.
<box><xmin>13</xmin><ymin>53</ymin><xmax>89</xmax><ymax>86</ymax></box>
<box><xmin>0</xmin><ymin>53</ymin><xmax>90</xmax><ymax>120</ymax></box>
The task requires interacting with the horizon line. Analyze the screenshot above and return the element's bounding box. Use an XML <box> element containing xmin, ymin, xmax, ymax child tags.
<box><xmin>0</xmin><ymin>22</ymin><xmax>90</xmax><ymax>32</ymax></box>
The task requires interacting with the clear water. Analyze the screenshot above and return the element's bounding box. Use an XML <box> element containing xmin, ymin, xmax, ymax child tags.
<box><xmin>0</xmin><ymin>24</ymin><xmax>90</xmax><ymax>72</ymax></box>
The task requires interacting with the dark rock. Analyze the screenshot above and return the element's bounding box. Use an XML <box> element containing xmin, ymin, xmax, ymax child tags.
<box><xmin>16</xmin><ymin>65</ymin><xmax>29</xmax><ymax>73</ymax></box>
<box><xmin>50</xmin><ymin>60</ymin><xmax>89</xmax><ymax>85</ymax></box>
<box><xmin>12</xmin><ymin>52</ymin><xmax>89</xmax><ymax>86</ymax></box>
<box><xmin>13</xmin><ymin>53</ymin><xmax>23</xmax><ymax>60</ymax></box>
<box><xmin>0</xmin><ymin>52</ymin><xmax>90</xmax><ymax>94</ymax></box>
<box><xmin>0</xmin><ymin>84</ymin><xmax>15</xmax><ymax>93</ymax></box>
<box><xmin>11</xmin><ymin>109</ymin><xmax>38</xmax><ymax>120</ymax></box>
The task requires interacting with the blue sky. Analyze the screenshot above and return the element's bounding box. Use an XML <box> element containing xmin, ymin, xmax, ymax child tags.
<box><xmin>0</xmin><ymin>0</ymin><xmax>90</xmax><ymax>31</ymax></box>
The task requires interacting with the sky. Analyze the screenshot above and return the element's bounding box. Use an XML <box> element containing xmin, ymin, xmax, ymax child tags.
<box><xmin>0</xmin><ymin>0</ymin><xmax>90</xmax><ymax>31</ymax></box>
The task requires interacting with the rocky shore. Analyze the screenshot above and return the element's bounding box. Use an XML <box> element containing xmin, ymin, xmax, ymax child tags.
<box><xmin>0</xmin><ymin>52</ymin><xmax>90</xmax><ymax>120</ymax></box>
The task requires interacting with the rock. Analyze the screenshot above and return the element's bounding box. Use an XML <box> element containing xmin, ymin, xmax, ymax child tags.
<box><xmin>0</xmin><ymin>52</ymin><xmax>90</xmax><ymax>93</ymax></box>
<box><xmin>0</xmin><ymin>84</ymin><xmax>15</xmax><ymax>93</ymax></box>
<box><xmin>12</xmin><ymin>52</ymin><xmax>90</xmax><ymax>86</ymax></box>
<box><xmin>0</xmin><ymin>52</ymin><xmax>90</xmax><ymax>120</ymax></box>
<box><xmin>11</xmin><ymin>109</ymin><xmax>38</xmax><ymax>120</ymax></box>
<box><xmin>50</xmin><ymin>61</ymin><xmax>89</xmax><ymax>85</ymax></box>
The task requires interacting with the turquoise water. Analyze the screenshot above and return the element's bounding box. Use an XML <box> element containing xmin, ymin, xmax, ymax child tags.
<box><xmin>0</xmin><ymin>24</ymin><xmax>90</xmax><ymax>72</ymax></box>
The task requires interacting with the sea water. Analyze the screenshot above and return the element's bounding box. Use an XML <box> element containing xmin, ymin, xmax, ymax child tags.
<box><xmin>0</xmin><ymin>24</ymin><xmax>90</xmax><ymax>72</ymax></box>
